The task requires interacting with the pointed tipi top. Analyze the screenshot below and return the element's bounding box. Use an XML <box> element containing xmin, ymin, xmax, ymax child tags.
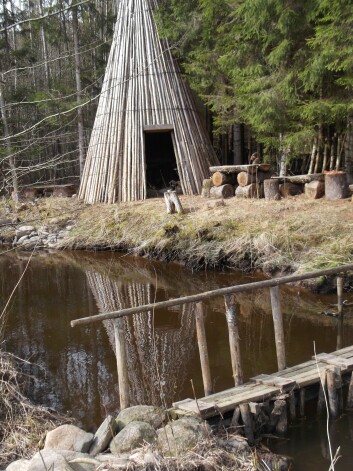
<box><xmin>79</xmin><ymin>0</ymin><xmax>217</xmax><ymax>203</ymax></box>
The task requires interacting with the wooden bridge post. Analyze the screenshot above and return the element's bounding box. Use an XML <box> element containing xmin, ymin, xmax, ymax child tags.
<box><xmin>337</xmin><ymin>276</ymin><xmax>343</xmax><ymax>315</ymax></box>
<box><xmin>114</xmin><ymin>319</ymin><xmax>130</xmax><ymax>410</ymax></box>
<box><xmin>195</xmin><ymin>302</ymin><xmax>213</xmax><ymax>396</ymax></box>
<box><xmin>224</xmin><ymin>295</ymin><xmax>243</xmax><ymax>386</ymax></box>
<box><xmin>336</xmin><ymin>276</ymin><xmax>344</xmax><ymax>350</ymax></box>
<box><xmin>270</xmin><ymin>286</ymin><xmax>286</xmax><ymax>371</ymax></box>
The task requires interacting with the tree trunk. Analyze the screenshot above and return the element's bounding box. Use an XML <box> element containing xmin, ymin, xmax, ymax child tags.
<box><xmin>345</xmin><ymin>115</ymin><xmax>353</xmax><ymax>183</ymax></box>
<box><xmin>235</xmin><ymin>183</ymin><xmax>263</xmax><ymax>198</ymax></box>
<box><xmin>304</xmin><ymin>180</ymin><xmax>325</xmax><ymax>199</ymax></box>
<box><xmin>308</xmin><ymin>139</ymin><xmax>317</xmax><ymax>175</ymax></box>
<box><xmin>210</xmin><ymin>184</ymin><xmax>235</xmax><ymax>199</ymax></box>
<box><xmin>37</xmin><ymin>0</ymin><xmax>51</xmax><ymax>89</ymax></box>
<box><xmin>0</xmin><ymin>80</ymin><xmax>19</xmax><ymax>201</ymax></box>
<box><xmin>279</xmin><ymin>134</ymin><xmax>287</xmax><ymax>176</ymax></box>
<box><xmin>233</xmin><ymin>123</ymin><xmax>243</xmax><ymax>165</ymax></box>
<box><xmin>325</xmin><ymin>171</ymin><xmax>349</xmax><ymax>200</ymax></box>
<box><xmin>264</xmin><ymin>179</ymin><xmax>281</xmax><ymax>200</ymax></box>
<box><xmin>72</xmin><ymin>4</ymin><xmax>85</xmax><ymax>177</ymax></box>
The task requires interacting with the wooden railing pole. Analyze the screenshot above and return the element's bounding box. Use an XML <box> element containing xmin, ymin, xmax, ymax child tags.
<box><xmin>224</xmin><ymin>295</ymin><xmax>243</xmax><ymax>386</ymax></box>
<box><xmin>270</xmin><ymin>285</ymin><xmax>286</xmax><ymax>371</ymax></box>
<box><xmin>71</xmin><ymin>263</ymin><xmax>353</xmax><ymax>327</ymax></box>
<box><xmin>336</xmin><ymin>276</ymin><xmax>344</xmax><ymax>350</ymax></box>
<box><xmin>195</xmin><ymin>302</ymin><xmax>213</xmax><ymax>396</ymax></box>
<box><xmin>337</xmin><ymin>276</ymin><xmax>343</xmax><ymax>316</ymax></box>
<box><xmin>114</xmin><ymin>319</ymin><xmax>130</xmax><ymax>410</ymax></box>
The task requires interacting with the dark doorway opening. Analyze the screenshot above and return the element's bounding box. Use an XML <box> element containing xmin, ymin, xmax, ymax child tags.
<box><xmin>145</xmin><ymin>131</ymin><xmax>179</xmax><ymax>191</ymax></box>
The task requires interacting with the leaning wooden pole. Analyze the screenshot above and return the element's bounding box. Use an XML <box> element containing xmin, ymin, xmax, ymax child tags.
<box><xmin>114</xmin><ymin>319</ymin><xmax>130</xmax><ymax>409</ymax></box>
<box><xmin>71</xmin><ymin>264</ymin><xmax>353</xmax><ymax>327</ymax></box>
<box><xmin>270</xmin><ymin>286</ymin><xmax>286</xmax><ymax>371</ymax></box>
<box><xmin>224</xmin><ymin>295</ymin><xmax>243</xmax><ymax>386</ymax></box>
<box><xmin>195</xmin><ymin>302</ymin><xmax>213</xmax><ymax>396</ymax></box>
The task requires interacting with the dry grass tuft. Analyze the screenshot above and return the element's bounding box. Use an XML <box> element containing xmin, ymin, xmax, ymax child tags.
<box><xmin>0</xmin><ymin>351</ymin><xmax>70</xmax><ymax>467</ymax></box>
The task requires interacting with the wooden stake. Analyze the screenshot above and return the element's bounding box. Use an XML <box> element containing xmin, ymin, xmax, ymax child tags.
<box><xmin>337</xmin><ymin>276</ymin><xmax>343</xmax><ymax>316</ymax></box>
<box><xmin>114</xmin><ymin>319</ymin><xmax>130</xmax><ymax>410</ymax></box>
<box><xmin>195</xmin><ymin>302</ymin><xmax>213</xmax><ymax>396</ymax></box>
<box><xmin>326</xmin><ymin>367</ymin><xmax>340</xmax><ymax>418</ymax></box>
<box><xmin>299</xmin><ymin>389</ymin><xmax>305</xmax><ymax>417</ymax></box>
<box><xmin>317</xmin><ymin>368</ymin><xmax>327</xmax><ymax>415</ymax></box>
<box><xmin>289</xmin><ymin>391</ymin><xmax>296</xmax><ymax>420</ymax></box>
<box><xmin>347</xmin><ymin>372</ymin><xmax>353</xmax><ymax>409</ymax></box>
<box><xmin>270</xmin><ymin>286</ymin><xmax>286</xmax><ymax>371</ymax></box>
<box><xmin>224</xmin><ymin>296</ymin><xmax>243</xmax><ymax>386</ymax></box>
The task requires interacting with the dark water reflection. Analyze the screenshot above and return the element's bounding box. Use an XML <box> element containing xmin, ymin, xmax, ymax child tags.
<box><xmin>1</xmin><ymin>250</ymin><xmax>353</xmax><ymax>470</ymax></box>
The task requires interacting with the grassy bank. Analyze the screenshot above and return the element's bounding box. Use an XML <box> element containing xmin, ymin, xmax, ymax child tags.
<box><xmin>1</xmin><ymin>195</ymin><xmax>353</xmax><ymax>284</ymax></box>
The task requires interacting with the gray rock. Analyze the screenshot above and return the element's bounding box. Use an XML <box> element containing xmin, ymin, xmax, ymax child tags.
<box><xmin>28</xmin><ymin>450</ymin><xmax>96</xmax><ymax>471</ymax></box>
<box><xmin>27</xmin><ymin>450</ymin><xmax>74</xmax><ymax>471</ymax></box>
<box><xmin>0</xmin><ymin>218</ymin><xmax>13</xmax><ymax>226</ymax></box>
<box><xmin>157</xmin><ymin>417</ymin><xmax>211</xmax><ymax>456</ymax></box>
<box><xmin>16</xmin><ymin>226</ymin><xmax>35</xmax><ymax>238</ymax></box>
<box><xmin>6</xmin><ymin>459</ymin><xmax>30</xmax><ymax>471</ymax></box>
<box><xmin>110</xmin><ymin>421</ymin><xmax>157</xmax><ymax>454</ymax></box>
<box><xmin>89</xmin><ymin>415</ymin><xmax>118</xmax><ymax>456</ymax></box>
<box><xmin>44</xmin><ymin>424</ymin><xmax>93</xmax><ymax>453</ymax></box>
<box><xmin>218</xmin><ymin>435</ymin><xmax>250</xmax><ymax>452</ymax></box>
<box><xmin>50</xmin><ymin>217</ymin><xmax>59</xmax><ymax>224</ymax></box>
<box><xmin>116</xmin><ymin>405</ymin><xmax>166</xmax><ymax>431</ymax></box>
<box><xmin>66</xmin><ymin>225</ymin><xmax>75</xmax><ymax>231</ymax></box>
<box><xmin>16</xmin><ymin>235</ymin><xmax>29</xmax><ymax>245</ymax></box>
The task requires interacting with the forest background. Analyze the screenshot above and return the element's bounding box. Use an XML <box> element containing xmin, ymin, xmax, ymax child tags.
<box><xmin>1</xmin><ymin>0</ymin><xmax>353</xmax><ymax>197</ymax></box>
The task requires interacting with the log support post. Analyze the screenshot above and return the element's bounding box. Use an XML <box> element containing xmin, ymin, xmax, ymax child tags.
<box><xmin>270</xmin><ymin>399</ymin><xmax>288</xmax><ymax>434</ymax></box>
<box><xmin>289</xmin><ymin>391</ymin><xmax>296</xmax><ymax>420</ymax></box>
<box><xmin>195</xmin><ymin>302</ymin><xmax>213</xmax><ymax>396</ymax></box>
<box><xmin>299</xmin><ymin>389</ymin><xmax>305</xmax><ymax>417</ymax></box>
<box><xmin>326</xmin><ymin>366</ymin><xmax>342</xmax><ymax>418</ymax></box>
<box><xmin>347</xmin><ymin>372</ymin><xmax>353</xmax><ymax>410</ymax></box>
<box><xmin>239</xmin><ymin>403</ymin><xmax>254</xmax><ymax>445</ymax></box>
<box><xmin>337</xmin><ymin>276</ymin><xmax>343</xmax><ymax>316</ymax></box>
<box><xmin>224</xmin><ymin>295</ymin><xmax>243</xmax><ymax>386</ymax></box>
<box><xmin>114</xmin><ymin>319</ymin><xmax>130</xmax><ymax>410</ymax></box>
<box><xmin>317</xmin><ymin>368</ymin><xmax>327</xmax><ymax>416</ymax></box>
<box><xmin>270</xmin><ymin>286</ymin><xmax>286</xmax><ymax>371</ymax></box>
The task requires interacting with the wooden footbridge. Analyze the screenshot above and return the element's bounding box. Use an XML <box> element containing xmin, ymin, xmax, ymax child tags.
<box><xmin>71</xmin><ymin>263</ymin><xmax>353</xmax><ymax>441</ymax></box>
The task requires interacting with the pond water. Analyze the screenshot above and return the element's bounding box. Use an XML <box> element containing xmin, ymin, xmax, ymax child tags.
<box><xmin>1</xmin><ymin>250</ymin><xmax>353</xmax><ymax>470</ymax></box>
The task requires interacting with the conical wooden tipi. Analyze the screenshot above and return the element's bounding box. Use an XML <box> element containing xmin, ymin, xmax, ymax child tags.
<box><xmin>79</xmin><ymin>0</ymin><xmax>218</xmax><ymax>204</ymax></box>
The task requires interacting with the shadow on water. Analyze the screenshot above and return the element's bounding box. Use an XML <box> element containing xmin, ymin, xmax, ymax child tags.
<box><xmin>1</xmin><ymin>250</ymin><xmax>353</xmax><ymax>469</ymax></box>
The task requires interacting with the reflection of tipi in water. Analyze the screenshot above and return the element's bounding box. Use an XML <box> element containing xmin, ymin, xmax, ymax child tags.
<box><xmin>86</xmin><ymin>271</ymin><xmax>196</xmax><ymax>406</ymax></box>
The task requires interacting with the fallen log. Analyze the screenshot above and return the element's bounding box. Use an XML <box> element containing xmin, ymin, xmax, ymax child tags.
<box><xmin>212</xmin><ymin>171</ymin><xmax>235</xmax><ymax>187</ymax></box>
<box><xmin>237</xmin><ymin>171</ymin><xmax>268</xmax><ymax>187</ymax></box>
<box><xmin>305</xmin><ymin>180</ymin><xmax>325</xmax><ymax>199</ymax></box>
<box><xmin>235</xmin><ymin>183</ymin><xmax>263</xmax><ymax>198</ymax></box>
<box><xmin>210</xmin><ymin>184</ymin><xmax>235</xmax><ymax>199</ymax></box>
<box><xmin>279</xmin><ymin>182</ymin><xmax>303</xmax><ymax>197</ymax></box>
<box><xmin>210</xmin><ymin>164</ymin><xmax>272</xmax><ymax>175</ymax></box>
<box><xmin>264</xmin><ymin>179</ymin><xmax>281</xmax><ymax>201</ymax></box>
<box><xmin>325</xmin><ymin>171</ymin><xmax>349</xmax><ymax>200</ymax></box>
